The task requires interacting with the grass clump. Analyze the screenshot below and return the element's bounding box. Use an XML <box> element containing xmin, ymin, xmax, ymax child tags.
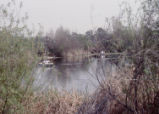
<box><xmin>23</xmin><ymin>91</ymin><xmax>83</xmax><ymax>114</ymax></box>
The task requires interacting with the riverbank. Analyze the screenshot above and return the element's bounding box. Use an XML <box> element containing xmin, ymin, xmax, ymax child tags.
<box><xmin>20</xmin><ymin>67</ymin><xmax>159</xmax><ymax>114</ymax></box>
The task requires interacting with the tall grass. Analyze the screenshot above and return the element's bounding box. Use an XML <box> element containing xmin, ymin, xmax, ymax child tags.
<box><xmin>22</xmin><ymin>91</ymin><xmax>83</xmax><ymax>114</ymax></box>
<box><xmin>0</xmin><ymin>0</ymin><xmax>158</xmax><ymax>113</ymax></box>
<box><xmin>77</xmin><ymin>66</ymin><xmax>159</xmax><ymax>114</ymax></box>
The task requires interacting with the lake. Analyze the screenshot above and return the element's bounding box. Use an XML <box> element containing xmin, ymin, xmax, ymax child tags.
<box><xmin>33</xmin><ymin>57</ymin><xmax>117</xmax><ymax>94</ymax></box>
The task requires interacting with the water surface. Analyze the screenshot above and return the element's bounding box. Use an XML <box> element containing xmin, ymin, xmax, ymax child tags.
<box><xmin>33</xmin><ymin>57</ymin><xmax>117</xmax><ymax>94</ymax></box>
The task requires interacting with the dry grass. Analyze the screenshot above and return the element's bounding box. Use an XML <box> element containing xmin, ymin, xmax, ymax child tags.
<box><xmin>1</xmin><ymin>64</ymin><xmax>158</xmax><ymax>114</ymax></box>
<box><xmin>62</xmin><ymin>49</ymin><xmax>91</xmax><ymax>62</ymax></box>
<box><xmin>77</xmin><ymin>67</ymin><xmax>133</xmax><ymax>114</ymax></box>
<box><xmin>22</xmin><ymin>91</ymin><xmax>83</xmax><ymax>114</ymax></box>
<box><xmin>77</xmin><ymin>67</ymin><xmax>159</xmax><ymax>114</ymax></box>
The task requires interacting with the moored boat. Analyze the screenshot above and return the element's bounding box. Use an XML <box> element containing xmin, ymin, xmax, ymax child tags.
<box><xmin>39</xmin><ymin>60</ymin><xmax>54</xmax><ymax>67</ymax></box>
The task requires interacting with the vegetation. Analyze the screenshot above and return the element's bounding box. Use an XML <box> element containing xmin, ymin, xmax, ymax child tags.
<box><xmin>23</xmin><ymin>91</ymin><xmax>83</xmax><ymax>114</ymax></box>
<box><xmin>0</xmin><ymin>0</ymin><xmax>159</xmax><ymax>114</ymax></box>
<box><xmin>78</xmin><ymin>0</ymin><xmax>159</xmax><ymax>113</ymax></box>
<box><xmin>0</xmin><ymin>1</ymin><xmax>42</xmax><ymax>113</ymax></box>
<box><xmin>0</xmin><ymin>35</ymin><xmax>38</xmax><ymax>114</ymax></box>
<box><xmin>43</xmin><ymin>0</ymin><xmax>159</xmax><ymax>113</ymax></box>
<box><xmin>43</xmin><ymin>27</ymin><xmax>92</xmax><ymax>58</ymax></box>
<box><xmin>43</xmin><ymin>26</ymin><xmax>116</xmax><ymax>58</ymax></box>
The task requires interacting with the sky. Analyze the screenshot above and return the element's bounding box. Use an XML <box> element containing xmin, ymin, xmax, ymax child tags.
<box><xmin>21</xmin><ymin>0</ymin><xmax>137</xmax><ymax>34</ymax></box>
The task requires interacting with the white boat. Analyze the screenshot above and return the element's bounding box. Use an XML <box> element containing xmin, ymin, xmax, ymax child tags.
<box><xmin>39</xmin><ymin>60</ymin><xmax>54</xmax><ymax>67</ymax></box>
<box><xmin>43</xmin><ymin>56</ymin><xmax>54</xmax><ymax>60</ymax></box>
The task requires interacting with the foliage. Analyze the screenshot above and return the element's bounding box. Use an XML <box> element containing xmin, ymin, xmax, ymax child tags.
<box><xmin>0</xmin><ymin>36</ymin><xmax>38</xmax><ymax>114</ymax></box>
<box><xmin>77</xmin><ymin>0</ymin><xmax>159</xmax><ymax>113</ymax></box>
<box><xmin>0</xmin><ymin>0</ymin><xmax>158</xmax><ymax>113</ymax></box>
<box><xmin>44</xmin><ymin>27</ymin><xmax>92</xmax><ymax>57</ymax></box>
<box><xmin>0</xmin><ymin>1</ymin><xmax>40</xmax><ymax>113</ymax></box>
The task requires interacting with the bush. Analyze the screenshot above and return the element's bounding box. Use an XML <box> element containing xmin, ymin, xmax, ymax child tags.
<box><xmin>0</xmin><ymin>1</ymin><xmax>41</xmax><ymax>113</ymax></box>
<box><xmin>0</xmin><ymin>34</ymin><xmax>39</xmax><ymax>113</ymax></box>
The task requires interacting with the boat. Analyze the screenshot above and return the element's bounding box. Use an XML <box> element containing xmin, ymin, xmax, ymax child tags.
<box><xmin>39</xmin><ymin>60</ymin><xmax>54</xmax><ymax>67</ymax></box>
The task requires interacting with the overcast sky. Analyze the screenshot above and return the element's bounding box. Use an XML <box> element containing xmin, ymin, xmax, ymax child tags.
<box><xmin>22</xmin><ymin>0</ymin><xmax>137</xmax><ymax>33</ymax></box>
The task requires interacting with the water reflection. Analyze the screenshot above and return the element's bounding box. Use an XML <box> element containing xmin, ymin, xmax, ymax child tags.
<box><xmin>33</xmin><ymin>57</ymin><xmax>117</xmax><ymax>94</ymax></box>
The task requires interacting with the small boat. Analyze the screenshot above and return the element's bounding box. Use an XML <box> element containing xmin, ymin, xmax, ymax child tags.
<box><xmin>47</xmin><ymin>56</ymin><xmax>54</xmax><ymax>60</ymax></box>
<box><xmin>43</xmin><ymin>56</ymin><xmax>54</xmax><ymax>60</ymax></box>
<box><xmin>39</xmin><ymin>60</ymin><xmax>54</xmax><ymax>67</ymax></box>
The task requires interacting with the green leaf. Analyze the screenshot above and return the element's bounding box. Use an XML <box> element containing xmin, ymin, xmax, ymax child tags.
<box><xmin>1</xmin><ymin>85</ymin><xmax>7</xmax><ymax>95</ymax></box>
